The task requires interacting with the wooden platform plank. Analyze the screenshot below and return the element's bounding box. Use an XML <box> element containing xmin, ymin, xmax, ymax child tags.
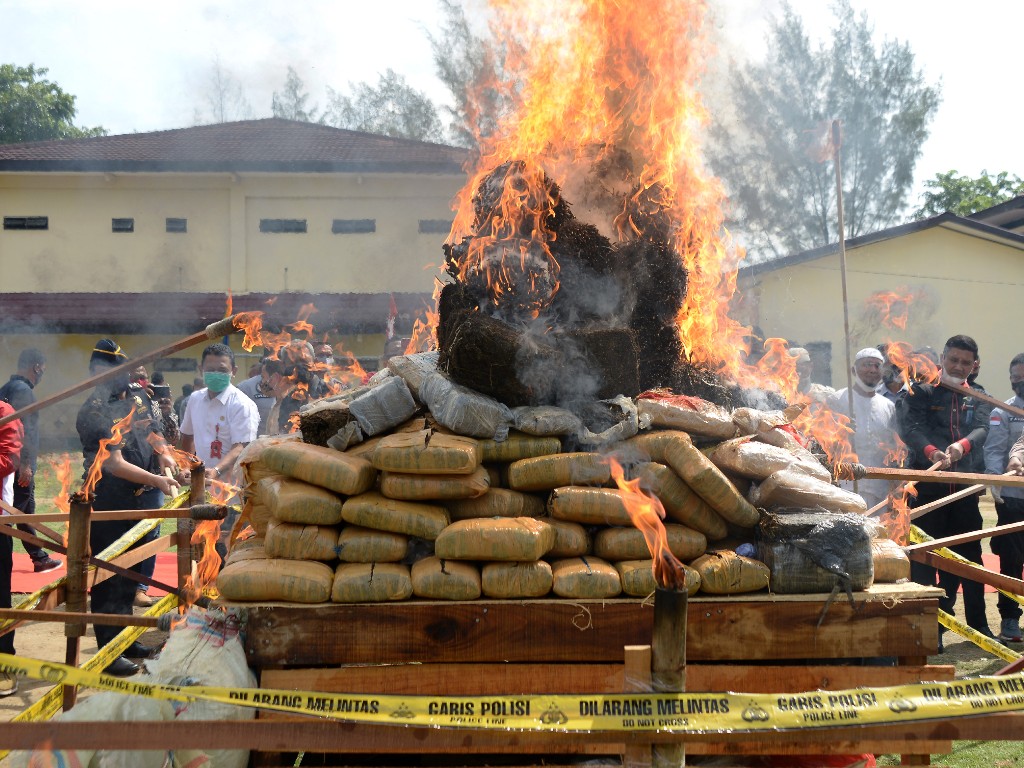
<box><xmin>242</xmin><ymin>592</ymin><xmax>939</xmax><ymax>666</ymax></box>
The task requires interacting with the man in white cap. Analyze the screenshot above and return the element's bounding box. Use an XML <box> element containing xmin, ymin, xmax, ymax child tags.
<box><xmin>828</xmin><ymin>347</ymin><xmax>899</xmax><ymax>508</ymax></box>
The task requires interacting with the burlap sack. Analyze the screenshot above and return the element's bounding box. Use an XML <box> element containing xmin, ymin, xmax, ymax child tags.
<box><xmin>481</xmin><ymin>561</ymin><xmax>553</xmax><ymax>598</ymax></box>
<box><xmin>217</xmin><ymin>558</ymin><xmax>333</xmax><ymax>603</ymax></box>
<box><xmin>341</xmin><ymin>492</ymin><xmax>450</xmax><ymax>540</ymax></box>
<box><xmin>331</xmin><ymin>563</ymin><xmax>413</xmax><ymax>603</ymax></box>
<box><xmin>336</xmin><ymin>526</ymin><xmax>409</xmax><ymax>563</ymax></box>
<box><xmin>434</xmin><ymin>517</ymin><xmax>555</xmax><ymax>561</ymax></box>
<box><xmin>411</xmin><ymin>557</ymin><xmax>482</xmax><ymax>600</ymax></box>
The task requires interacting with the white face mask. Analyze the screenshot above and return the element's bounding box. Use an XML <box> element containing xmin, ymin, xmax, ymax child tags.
<box><xmin>940</xmin><ymin>370</ymin><xmax>968</xmax><ymax>387</ymax></box>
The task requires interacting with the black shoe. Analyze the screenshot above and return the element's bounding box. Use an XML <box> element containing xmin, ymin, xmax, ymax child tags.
<box><xmin>124</xmin><ymin>641</ymin><xmax>159</xmax><ymax>660</ymax></box>
<box><xmin>103</xmin><ymin>656</ymin><xmax>140</xmax><ymax>677</ymax></box>
<box><xmin>32</xmin><ymin>557</ymin><xmax>62</xmax><ymax>574</ymax></box>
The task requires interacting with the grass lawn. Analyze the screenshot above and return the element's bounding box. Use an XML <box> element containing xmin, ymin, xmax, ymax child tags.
<box><xmin>23</xmin><ymin>456</ymin><xmax>1024</xmax><ymax>764</ymax></box>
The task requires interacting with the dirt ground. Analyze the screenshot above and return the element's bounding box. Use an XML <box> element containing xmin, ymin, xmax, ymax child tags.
<box><xmin>0</xmin><ymin>494</ymin><xmax>1018</xmax><ymax>723</ymax></box>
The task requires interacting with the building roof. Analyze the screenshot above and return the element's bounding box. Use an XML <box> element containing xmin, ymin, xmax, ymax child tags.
<box><xmin>0</xmin><ymin>291</ymin><xmax>434</xmax><ymax>336</ymax></box>
<box><xmin>0</xmin><ymin>118</ymin><xmax>469</xmax><ymax>174</ymax></box>
<box><xmin>968</xmin><ymin>194</ymin><xmax>1024</xmax><ymax>234</ymax></box>
<box><xmin>738</xmin><ymin>211</ymin><xmax>1024</xmax><ymax>280</ymax></box>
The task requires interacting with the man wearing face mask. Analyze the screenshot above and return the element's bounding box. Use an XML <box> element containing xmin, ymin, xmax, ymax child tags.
<box><xmin>828</xmin><ymin>348</ymin><xmax>899</xmax><ymax>509</ymax></box>
<box><xmin>983</xmin><ymin>353</ymin><xmax>1024</xmax><ymax>644</ymax></box>
<box><xmin>179</xmin><ymin>344</ymin><xmax>259</xmax><ymax>556</ymax></box>
<box><xmin>896</xmin><ymin>334</ymin><xmax>994</xmax><ymax>641</ymax></box>
<box><xmin>77</xmin><ymin>339</ymin><xmax>180</xmax><ymax>676</ymax></box>
<box><xmin>0</xmin><ymin>349</ymin><xmax>62</xmax><ymax>573</ymax></box>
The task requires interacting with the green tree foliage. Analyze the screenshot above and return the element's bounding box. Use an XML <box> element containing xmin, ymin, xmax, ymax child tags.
<box><xmin>0</xmin><ymin>64</ymin><xmax>105</xmax><ymax>144</ymax></box>
<box><xmin>708</xmin><ymin>1</ymin><xmax>940</xmax><ymax>260</ymax></box>
<box><xmin>271</xmin><ymin>66</ymin><xmax>319</xmax><ymax>122</ymax></box>
<box><xmin>914</xmin><ymin>170</ymin><xmax>1024</xmax><ymax>218</ymax></box>
<box><xmin>427</xmin><ymin>0</ymin><xmax>512</xmax><ymax>149</ymax></box>
<box><xmin>323</xmin><ymin>69</ymin><xmax>446</xmax><ymax>143</ymax></box>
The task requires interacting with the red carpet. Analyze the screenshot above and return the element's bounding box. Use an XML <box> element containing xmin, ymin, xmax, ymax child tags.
<box><xmin>11</xmin><ymin>552</ymin><xmax>178</xmax><ymax>596</ymax></box>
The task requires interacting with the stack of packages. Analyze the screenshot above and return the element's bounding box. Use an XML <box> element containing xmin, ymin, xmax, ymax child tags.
<box><xmin>216</xmin><ymin>354</ymin><xmax>909</xmax><ymax>604</ymax></box>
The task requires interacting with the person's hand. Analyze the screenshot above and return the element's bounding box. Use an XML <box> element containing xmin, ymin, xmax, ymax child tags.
<box><xmin>991</xmin><ymin>485</ymin><xmax>1004</xmax><ymax>505</ymax></box>
<box><xmin>929</xmin><ymin>448</ymin><xmax>950</xmax><ymax>469</ymax></box>
<box><xmin>158</xmin><ymin>397</ymin><xmax>173</xmax><ymax>415</ymax></box>
<box><xmin>1008</xmin><ymin>456</ymin><xmax>1024</xmax><ymax>476</ymax></box>
<box><xmin>16</xmin><ymin>466</ymin><xmax>33</xmax><ymax>487</ymax></box>
<box><xmin>153</xmin><ymin>473</ymin><xmax>178</xmax><ymax>496</ymax></box>
<box><xmin>946</xmin><ymin>442</ymin><xmax>965</xmax><ymax>465</ymax></box>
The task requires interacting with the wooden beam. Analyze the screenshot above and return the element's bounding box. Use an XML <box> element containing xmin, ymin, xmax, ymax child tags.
<box><xmin>839</xmin><ymin>465</ymin><xmax>1024</xmax><ymax>488</ymax></box>
<box><xmin>908</xmin><ymin>550</ymin><xmax>1024</xmax><ymax>596</ymax></box>
<box><xmin>939</xmin><ymin>379</ymin><xmax>1024</xmax><ymax>419</ymax></box>
<box><xmin>904</xmin><ymin>520</ymin><xmax>1024</xmax><ymax>553</ymax></box>
<box><xmin>0</xmin><ymin>608</ymin><xmax>160</xmax><ymax>628</ymax></box>
<box><xmin>0</xmin><ymin>504</ymin><xmax>227</xmax><ymax>525</ymax></box>
<box><xmin>90</xmin><ymin>535</ymin><xmax>176</xmax><ymax>587</ymax></box>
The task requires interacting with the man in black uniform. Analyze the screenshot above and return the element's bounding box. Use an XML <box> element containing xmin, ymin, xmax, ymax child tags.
<box><xmin>0</xmin><ymin>349</ymin><xmax>62</xmax><ymax>573</ymax></box>
<box><xmin>76</xmin><ymin>339</ymin><xmax>178</xmax><ymax>676</ymax></box>
<box><xmin>897</xmin><ymin>334</ymin><xmax>994</xmax><ymax>639</ymax></box>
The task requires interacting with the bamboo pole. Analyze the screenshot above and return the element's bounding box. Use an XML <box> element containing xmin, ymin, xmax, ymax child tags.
<box><xmin>62</xmin><ymin>494</ymin><xmax>90</xmax><ymax>711</ymax></box>
<box><xmin>651</xmin><ymin>587</ymin><xmax>687</xmax><ymax>768</ymax></box>
<box><xmin>0</xmin><ymin>608</ymin><xmax>160</xmax><ymax>628</ymax></box>
<box><xmin>0</xmin><ymin>504</ymin><xmax>228</xmax><ymax>525</ymax></box>
<box><xmin>837</xmin><ymin>464</ymin><xmax>1024</xmax><ymax>488</ymax></box>
<box><xmin>904</xmin><ymin>520</ymin><xmax>1024</xmax><ymax>553</ymax></box>
<box><xmin>939</xmin><ymin>380</ymin><xmax>1024</xmax><ymax>419</ymax></box>
<box><xmin>0</xmin><ymin>315</ymin><xmax>240</xmax><ymax>429</ymax></box>
<box><xmin>865</xmin><ymin>460</ymin><xmax>942</xmax><ymax>516</ymax></box>
<box><xmin>623</xmin><ymin>644</ymin><xmax>653</xmax><ymax>768</ymax></box>
<box><xmin>180</xmin><ymin>463</ymin><xmax>205</xmax><ymax>594</ymax></box>
<box><xmin>831</xmin><ymin>119</ymin><xmax>857</xmax><ymax>494</ymax></box>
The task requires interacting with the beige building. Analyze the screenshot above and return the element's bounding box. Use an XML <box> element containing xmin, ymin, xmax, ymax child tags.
<box><xmin>0</xmin><ymin>119</ymin><xmax>468</xmax><ymax>447</ymax></box>
<box><xmin>735</xmin><ymin>209</ymin><xmax>1024</xmax><ymax>400</ymax></box>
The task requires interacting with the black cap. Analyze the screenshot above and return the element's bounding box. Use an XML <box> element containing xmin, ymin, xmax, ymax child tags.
<box><xmin>90</xmin><ymin>339</ymin><xmax>128</xmax><ymax>367</ymax></box>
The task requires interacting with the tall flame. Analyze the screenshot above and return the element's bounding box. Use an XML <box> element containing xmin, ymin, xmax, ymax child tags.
<box><xmin>46</xmin><ymin>453</ymin><xmax>73</xmax><ymax>515</ymax></box>
<box><xmin>607</xmin><ymin>457</ymin><xmax>688</xmax><ymax>589</ymax></box>
<box><xmin>81</xmin><ymin>408</ymin><xmax>135</xmax><ymax>497</ymax></box>
<box><xmin>864</xmin><ymin>290</ymin><xmax>915</xmax><ymax>331</ymax></box>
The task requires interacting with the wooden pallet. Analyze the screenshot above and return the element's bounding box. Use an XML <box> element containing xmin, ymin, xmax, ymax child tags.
<box><xmin>235</xmin><ymin>584</ymin><xmax>956</xmax><ymax>766</ymax></box>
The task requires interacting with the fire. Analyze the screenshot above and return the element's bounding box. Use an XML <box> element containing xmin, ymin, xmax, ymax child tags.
<box><xmin>184</xmin><ymin>519</ymin><xmax>223</xmax><ymax>603</ymax></box>
<box><xmin>885</xmin><ymin>341</ymin><xmax>940</xmax><ymax>388</ymax></box>
<box><xmin>224</xmin><ymin>290</ymin><xmax>233</xmax><ymax>318</ymax></box>
<box><xmin>286</xmin><ymin>302</ymin><xmax>317</xmax><ymax>337</ymax></box>
<box><xmin>46</xmin><ymin>453</ymin><xmax>73</xmax><ymax>515</ymax></box>
<box><xmin>81</xmin><ymin>408</ymin><xmax>135</xmax><ymax>497</ymax></box>
<box><xmin>448</xmin><ymin>0</ymin><xmax>764</xmax><ymax>385</ymax></box>
<box><xmin>883</xmin><ymin>484</ymin><xmax>917</xmax><ymax>545</ymax></box>
<box><xmin>146</xmin><ymin>433</ymin><xmax>201</xmax><ymax>473</ymax></box>
<box><xmin>607</xmin><ymin>457</ymin><xmax>688</xmax><ymax>590</ymax></box>
<box><xmin>865</xmin><ymin>290</ymin><xmax>916</xmax><ymax>331</ymax></box>
<box><xmin>405</xmin><ymin>279</ymin><xmax>443</xmax><ymax>355</ymax></box>
<box><xmin>320</xmin><ymin>351</ymin><xmax>369</xmax><ymax>393</ymax></box>
<box><xmin>792</xmin><ymin>401</ymin><xmax>856</xmax><ymax>469</ymax></box>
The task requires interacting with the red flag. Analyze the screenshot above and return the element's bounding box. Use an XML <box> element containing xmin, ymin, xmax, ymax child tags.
<box><xmin>386</xmin><ymin>294</ymin><xmax>398</xmax><ymax>340</ymax></box>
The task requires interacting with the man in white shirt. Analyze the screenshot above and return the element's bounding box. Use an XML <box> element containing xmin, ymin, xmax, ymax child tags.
<box><xmin>180</xmin><ymin>344</ymin><xmax>259</xmax><ymax>556</ymax></box>
<box><xmin>828</xmin><ymin>347</ymin><xmax>900</xmax><ymax>509</ymax></box>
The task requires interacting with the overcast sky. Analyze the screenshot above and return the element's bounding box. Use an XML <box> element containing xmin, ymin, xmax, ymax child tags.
<box><xmin>3</xmin><ymin>0</ymin><xmax>1022</xmax><ymax>202</ymax></box>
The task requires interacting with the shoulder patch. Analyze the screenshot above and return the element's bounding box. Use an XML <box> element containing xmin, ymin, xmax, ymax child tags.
<box><xmin>991</xmin><ymin>413</ymin><xmax>1003</xmax><ymax>426</ymax></box>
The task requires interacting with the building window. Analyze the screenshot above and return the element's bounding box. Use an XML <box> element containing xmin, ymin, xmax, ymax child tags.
<box><xmin>332</xmin><ymin>218</ymin><xmax>376</xmax><ymax>234</ymax></box>
<box><xmin>112</xmin><ymin>218</ymin><xmax>134</xmax><ymax>233</ymax></box>
<box><xmin>260</xmin><ymin>218</ymin><xmax>307</xmax><ymax>234</ymax></box>
<box><xmin>418</xmin><ymin>219</ymin><xmax>453</xmax><ymax>234</ymax></box>
<box><xmin>3</xmin><ymin>216</ymin><xmax>48</xmax><ymax>230</ymax></box>
<box><xmin>166</xmin><ymin>217</ymin><xmax>187</xmax><ymax>233</ymax></box>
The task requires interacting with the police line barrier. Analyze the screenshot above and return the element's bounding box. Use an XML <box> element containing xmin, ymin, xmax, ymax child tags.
<box><xmin>2</xmin><ymin>653</ymin><xmax>1023</xmax><ymax>733</ymax></box>
<box><xmin>939</xmin><ymin>610</ymin><xmax>1023</xmax><ymax>664</ymax></box>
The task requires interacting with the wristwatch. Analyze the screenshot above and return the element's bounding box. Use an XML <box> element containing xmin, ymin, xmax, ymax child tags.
<box><xmin>210</xmin><ymin>466</ymin><xmax>220</xmax><ymax>479</ymax></box>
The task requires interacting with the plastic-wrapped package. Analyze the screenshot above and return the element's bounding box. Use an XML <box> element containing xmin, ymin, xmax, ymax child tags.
<box><xmin>387</xmin><ymin>351</ymin><xmax>440</xmax><ymax>399</ymax></box>
<box><xmin>732</xmin><ymin>405</ymin><xmax>808</xmax><ymax>453</ymax></box>
<box><xmin>709</xmin><ymin>436</ymin><xmax>831</xmax><ymax>483</ymax></box>
<box><xmin>512</xmin><ymin>405</ymin><xmax>583</xmax><ymax>436</ymax></box>
<box><xmin>750</xmin><ymin>469</ymin><xmax>867</xmax><ymax>515</ymax></box>
<box><xmin>419</xmin><ymin>372</ymin><xmax>512</xmax><ymax>440</ymax></box>
<box><xmin>872</xmin><ymin>538</ymin><xmax>911</xmax><ymax>582</ymax></box>
<box><xmin>371</xmin><ymin>429</ymin><xmax>481</xmax><ymax>475</ymax></box>
<box><xmin>690</xmin><ymin>550</ymin><xmax>770</xmax><ymax>594</ymax></box>
<box><xmin>435</xmin><ymin>517</ymin><xmax>555</xmax><ymax>561</ymax></box>
<box><xmin>757</xmin><ymin>510</ymin><xmax>874</xmax><ymax>594</ymax></box>
<box><xmin>662</xmin><ymin>433</ymin><xmax>761</xmax><ymax>527</ymax></box>
<box><xmin>327</xmin><ymin>420</ymin><xmax>364</xmax><ymax>452</ymax></box>
<box><xmin>347</xmin><ymin>376</ymin><xmax>418</xmax><ymax>437</ymax></box>
<box><xmin>576</xmin><ymin>395</ymin><xmax>640</xmax><ymax>446</ymax></box>
<box><xmin>637</xmin><ymin>391</ymin><xmax>738</xmax><ymax>439</ymax></box>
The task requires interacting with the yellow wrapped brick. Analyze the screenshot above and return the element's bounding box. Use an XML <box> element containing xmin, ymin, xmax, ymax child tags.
<box><xmin>691</xmin><ymin>550</ymin><xmax>770</xmax><ymax>594</ymax></box>
<box><xmin>544</xmin><ymin>518</ymin><xmax>591</xmax><ymax>558</ymax></box>
<box><xmin>341</xmin><ymin>491</ymin><xmax>450</xmax><ymax>540</ymax></box>
<box><xmin>478</xmin><ymin>433</ymin><xmax>563</xmax><ymax>462</ymax></box>
<box><xmin>411</xmin><ymin>556</ymin><xmax>482</xmax><ymax>600</ymax></box>
<box><xmin>262</xmin><ymin>441</ymin><xmax>377</xmax><ymax>496</ymax></box>
<box><xmin>434</xmin><ymin>517</ymin><xmax>555</xmax><ymax>561</ymax></box>
<box><xmin>662</xmin><ymin>433</ymin><xmax>761</xmax><ymax>528</ymax></box>
<box><xmin>871</xmin><ymin>539</ymin><xmax>911</xmax><ymax>583</ymax></box>
<box><xmin>257</xmin><ymin>475</ymin><xmax>344</xmax><ymax>525</ymax></box>
<box><xmin>508</xmin><ymin>452</ymin><xmax>611</xmax><ymax>491</ymax></box>
<box><xmin>380</xmin><ymin>466</ymin><xmax>490</xmax><ymax>501</ymax></box>
<box><xmin>550</xmin><ymin>557</ymin><xmax>621</xmax><ymax>598</ymax></box>
<box><xmin>336</xmin><ymin>526</ymin><xmax>409</xmax><ymax>563</ymax></box>
<box><xmin>626</xmin><ymin>431</ymin><xmax>691</xmax><ymax>464</ymax></box>
<box><xmin>249</xmin><ymin>499</ymin><xmax>273</xmax><ymax>536</ymax></box>
<box><xmin>593</xmin><ymin>524</ymin><xmax>706</xmax><ymax>562</ymax></box>
<box><xmin>332</xmin><ymin>563</ymin><xmax>413</xmax><ymax>603</ymax></box>
<box><xmin>445</xmin><ymin>488</ymin><xmax>546</xmax><ymax>520</ymax></box>
<box><xmin>636</xmin><ymin>462</ymin><xmax>729</xmax><ymax>540</ymax></box>
<box><xmin>548</xmin><ymin>486</ymin><xmax>635</xmax><ymax>526</ymax></box>
<box><xmin>264</xmin><ymin>519</ymin><xmax>340</xmax><ymax>561</ymax></box>
<box><xmin>225</xmin><ymin>536</ymin><xmax>267</xmax><ymax>565</ymax></box>
<box><xmin>217</xmin><ymin>558</ymin><xmax>334</xmax><ymax>603</ymax></box>
<box><xmin>483</xmin><ymin>464</ymin><xmax>505</xmax><ymax>488</ymax></box>
<box><xmin>371</xmin><ymin>429</ymin><xmax>482</xmax><ymax>475</ymax></box>
<box><xmin>481</xmin><ymin>561</ymin><xmax>553</xmax><ymax>598</ymax></box>
<box><xmin>615</xmin><ymin>560</ymin><xmax>701</xmax><ymax>597</ymax></box>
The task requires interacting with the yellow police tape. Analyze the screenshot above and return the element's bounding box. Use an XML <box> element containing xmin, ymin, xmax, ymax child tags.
<box><xmin>2</xmin><ymin>652</ymin><xmax>1023</xmax><ymax>733</ymax></box>
<box><xmin>939</xmin><ymin>610</ymin><xmax>1023</xmax><ymax>664</ymax></box>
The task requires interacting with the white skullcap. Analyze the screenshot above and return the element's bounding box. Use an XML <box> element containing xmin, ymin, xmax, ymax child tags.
<box><xmin>855</xmin><ymin>347</ymin><xmax>885</xmax><ymax>363</ymax></box>
<box><xmin>788</xmin><ymin>347</ymin><xmax>810</xmax><ymax>363</ymax></box>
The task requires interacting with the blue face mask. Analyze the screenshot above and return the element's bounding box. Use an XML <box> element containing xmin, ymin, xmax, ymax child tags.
<box><xmin>203</xmin><ymin>371</ymin><xmax>231</xmax><ymax>394</ymax></box>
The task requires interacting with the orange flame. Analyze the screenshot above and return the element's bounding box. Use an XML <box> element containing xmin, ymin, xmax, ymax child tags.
<box><xmin>607</xmin><ymin>457</ymin><xmax>688</xmax><ymax>590</ymax></box>
<box><xmin>865</xmin><ymin>290</ymin><xmax>916</xmax><ymax>331</ymax></box>
<box><xmin>184</xmin><ymin>518</ymin><xmax>223</xmax><ymax>603</ymax></box>
<box><xmin>81</xmin><ymin>408</ymin><xmax>135</xmax><ymax>497</ymax></box>
<box><xmin>792</xmin><ymin>401</ymin><xmax>856</xmax><ymax>468</ymax></box>
<box><xmin>46</xmin><ymin>453</ymin><xmax>73</xmax><ymax>515</ymax></box>
<box><xmin>885</xmin><ymin>341</ymin><xmax>940</xmax><ymax>388</ymax></box>
<box><xmin>286</xmin><ymin>303</ymin><xmax>317</xmax><ymax>337</ymax></box>
<box><xmin>883</xmin><ymin>483</ymin><xmax>917</xmax><ymax>545</ymax></box>
<box><xmin>405</xmin><ymin>279</ymin><xmax>443</xmax><ymax>355</ymax></box>
<box><xmin>224</xmin><ymin>290</ymin><xmax>233</xmax><ymax>318</ymax></box>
